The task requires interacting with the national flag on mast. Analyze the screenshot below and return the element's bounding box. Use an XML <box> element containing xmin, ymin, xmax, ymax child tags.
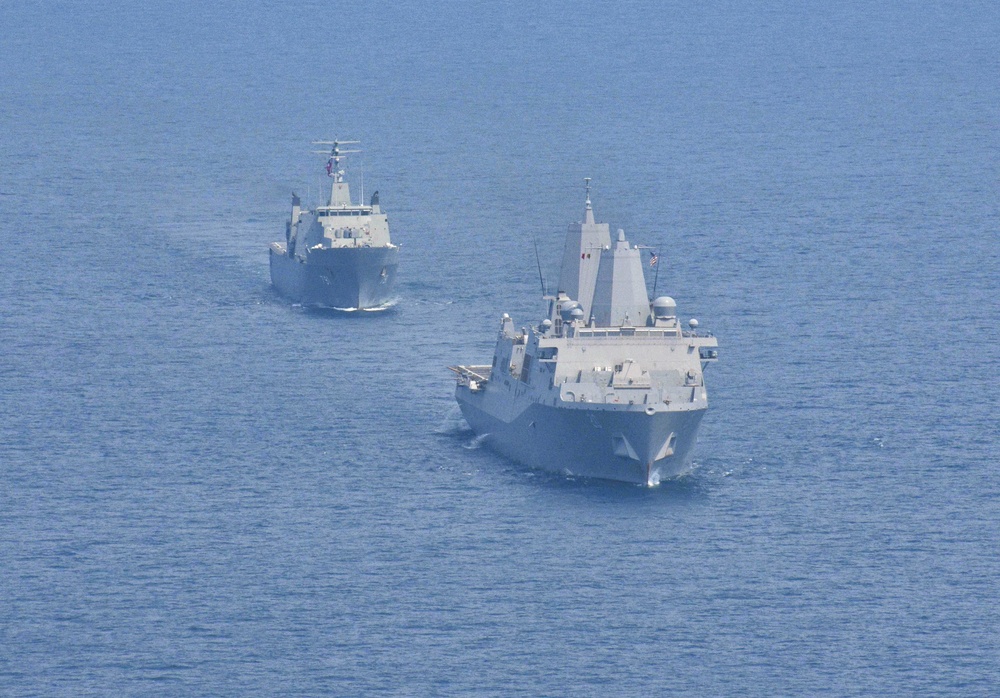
<box><xmin>649</xmin><ymin>252</ymin><xmax>659</xmax><ymax>267</ymax></box>
<box><xmin>326</xmin><ymin>158</ymin><xmax>334</xmax><ymax>177</ymax></box>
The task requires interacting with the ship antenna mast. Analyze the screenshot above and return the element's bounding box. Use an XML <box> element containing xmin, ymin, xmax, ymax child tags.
<box><xmin>652</xmin><ymin>248</ymin><xmax>661</xmax><ymax>296</ymax></box>
<box><xmin>584</xmin><ymin>177</ymin><xmax>592</xmax><ymax>211</ymax></box>
<box><xmin>533</xmin><ymin>236</ymin><xmax>547</xmax><ymax>297</ymax></box>
<box><xmin>635</xmin><ymin>243</ymin><xmax>663</xmax><ymax>297</ymax></box>
<box><xmin>312</xmin><ymin>139</ymin><xmax>361</xmax><ymax>184</ymax></box>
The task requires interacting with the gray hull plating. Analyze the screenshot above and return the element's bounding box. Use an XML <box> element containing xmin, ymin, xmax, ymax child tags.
<box><xmin>457</xmin><ymin>389</ymin><xmax>706</xmax><ymax>485</ymax></box>
<box><xmin>451</xmin><ymin>187</ymin><xmax>719</xmax><ymax>486</ymax></box>
<box><xmin>270</xmin><ymin>244</ymin><xmax>398</xmax><ymax>310</ymax></box>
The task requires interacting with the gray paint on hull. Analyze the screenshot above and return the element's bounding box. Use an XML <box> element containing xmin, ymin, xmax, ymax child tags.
<box><xmin>451</xmin><ymin>191</ymin><xmax>719</xmax><ymax>486</ymax></box>
<box><xmin>270</xmin><ymin>245</ymin><xmax>398</xmax><ymax>309</ymax></box>
<box><xmin>457</xmin><ymin>389</ymin><xmax>706</xmax><ymax>485</ymax></box>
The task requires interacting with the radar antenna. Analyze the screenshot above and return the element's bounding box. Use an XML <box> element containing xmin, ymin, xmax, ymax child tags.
<box><xmin>311</xmin><ymin>140</ymin><xmax>362</xmax><ymax>183</ymax></box>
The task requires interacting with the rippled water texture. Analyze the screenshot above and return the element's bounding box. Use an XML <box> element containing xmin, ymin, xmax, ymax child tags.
<box><xmin>2</xmin><ymin>1</ymin><xmax>998</xmax><ymax>694</ymax></box>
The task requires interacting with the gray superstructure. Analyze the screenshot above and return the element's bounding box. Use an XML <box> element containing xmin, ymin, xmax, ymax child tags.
<box><xmin>270</xmin><ymin>141</ymin><xmax>398</xmax><ymax>310</ymax></box>
<box><xmin>451</xmin><ymin>182</ymin><xmax>719</xmax><ymax>486</ymax></box>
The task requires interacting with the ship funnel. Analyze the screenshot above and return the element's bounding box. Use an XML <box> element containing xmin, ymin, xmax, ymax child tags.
<box><xmin>590</xmin><ymin>229</ymin><xmax>652</xmax><ymax>327</ymax></box>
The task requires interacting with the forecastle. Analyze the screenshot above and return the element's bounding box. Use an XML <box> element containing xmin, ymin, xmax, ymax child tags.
<box><xmin>270</xmin><ymin>140</ymin><xmax>398</xmax><ymax>310</ymax></box>
<box><xmin>452</xmin><ymin>184</ymin><xmax>719</xmax><ymax>485</ymax></box>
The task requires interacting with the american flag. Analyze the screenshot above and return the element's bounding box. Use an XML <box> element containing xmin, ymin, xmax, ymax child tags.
<box><xmin>326</xmin><ymin>158</ymin><xmax>334</xmax><ymax>177</ymax></box>
<box><xmin>649</xmin><ymin>252</ymin><xmax>659</xmax><ymax>267</ymax></box>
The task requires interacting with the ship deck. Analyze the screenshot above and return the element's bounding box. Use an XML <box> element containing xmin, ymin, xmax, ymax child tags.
<box><xmin>449</xmin><ymin>365</ymin><xmax>492</xmax><ymax>382</ymax></box>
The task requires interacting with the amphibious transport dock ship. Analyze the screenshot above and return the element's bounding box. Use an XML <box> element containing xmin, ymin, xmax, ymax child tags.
<box><xmin>451</xmin><ymin>182</ymin><xmax>719</xmax><ymax>485</ymax></box>
<box><xmin>270</xmin><ymin>141</ymin><xmax>398</xmax><ymax>310</ymax></box>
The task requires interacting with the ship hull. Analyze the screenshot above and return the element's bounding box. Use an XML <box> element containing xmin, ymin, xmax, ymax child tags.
<box><xmin>456</xmin><ymin>388</ymin><xmax>707</xmax><ymax>485</ymax></box>
<box><xmin>269</xmin><ymin>244</ymin><xmax>398</xmax><ymax>310</ymax></box>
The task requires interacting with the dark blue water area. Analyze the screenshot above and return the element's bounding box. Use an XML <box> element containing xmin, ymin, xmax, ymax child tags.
<box><xmin>2</xmin><ymin>1</ymin><xmax>999</xmax><ymax>695</ymax></box>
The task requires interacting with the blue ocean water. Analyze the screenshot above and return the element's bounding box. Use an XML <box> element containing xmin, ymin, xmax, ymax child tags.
<box><xmin>2</xmin><ymin>1</ymin><xmax>999</xmax><ymax>694</ymax></box>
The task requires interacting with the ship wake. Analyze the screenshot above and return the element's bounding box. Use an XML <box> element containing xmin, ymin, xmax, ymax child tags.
<box><xmin>326</xmin><ymin>298</ymin><xmax>399</xmax><ymax>313</ymax></box>
<box><xmin>434</xmin><ymin>405</ymin><xmax>472</xmax><ymax>435</ymax></box>
<box><xmin>464</xmin><ymin>433</ymin><xmax>490</xmax><ymax>450</ymax></box>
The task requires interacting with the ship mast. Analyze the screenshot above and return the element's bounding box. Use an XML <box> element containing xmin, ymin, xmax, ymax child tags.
<box><xmin>312</xmin><ymin>140</ymin><xmax>361</xmax><ymax>206</ymax></box>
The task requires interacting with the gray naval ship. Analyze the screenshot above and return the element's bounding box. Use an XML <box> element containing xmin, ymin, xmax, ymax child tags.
<box><xmin>270</xmin><ymin>141</ymin><xmax>398</xmax><ymax>310</ymax></box>
<box><xmin>451</xmin><ymin>181</ymin><xmax>719</xmax><ymax>486</ymax></box>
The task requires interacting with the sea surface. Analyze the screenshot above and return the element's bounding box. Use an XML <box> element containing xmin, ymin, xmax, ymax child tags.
<box><xmin>2</xmin><ymin>1</ymin><xmax>999</xmax><ymax>695</ymax></box>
